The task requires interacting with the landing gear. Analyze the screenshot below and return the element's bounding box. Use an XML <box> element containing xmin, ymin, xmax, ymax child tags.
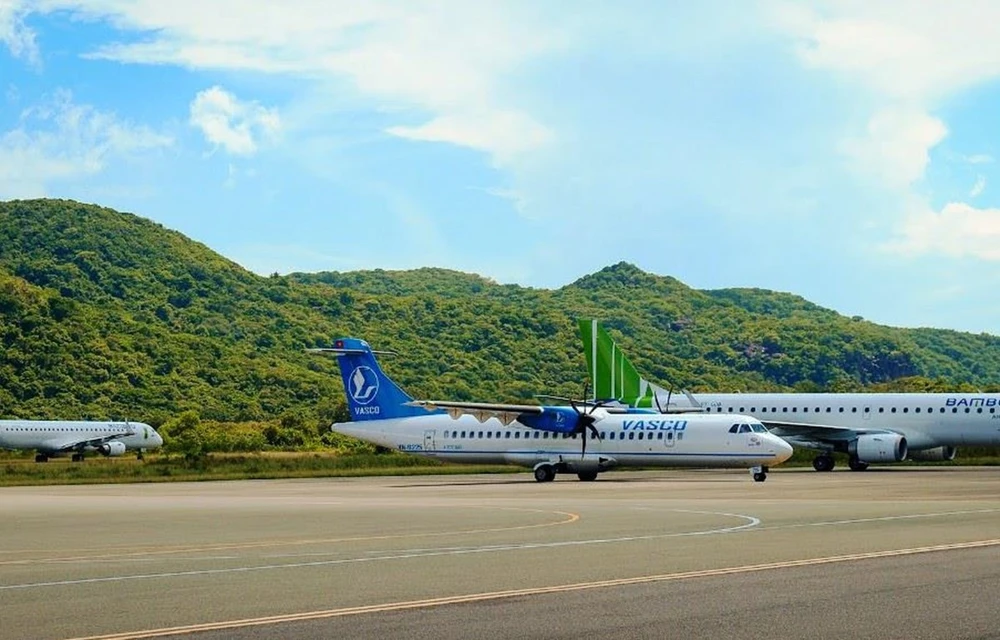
<box><xmin>750</xmin><ymin>465</ymin><xmax>768</xmax><ymax>482</ymax></box>
<box><xmin>137</xmin><ymin>450</ymin><xmax>145</xmax><ymax>461</ymax></box>
<box><xmin>533</xmin><ymin>464</ymin><xmax>556</xmax><ymax>483</ymax></box>
<box><xmin>848</xmin><ymin>456</ymin><xmax>869</xmax><ymax>471</ymax></box>
<box><xmin>71</xmin><ymin>453</ymin><xmax>84</xmax><ymax>462</ymax></box>
<box><xmin>577</xmin><ymin>470</ymin><xmax>598</xmax><ymax>482</ymax></box>
<box><xmin>812</xmin><ymin>454</ymin><xmax>835</xmax><ymax>472</ymax></box>
<box><xmin>34</xmin><ymin>454</ymin><xmax>48</xmax><ymax>463</ymax></box>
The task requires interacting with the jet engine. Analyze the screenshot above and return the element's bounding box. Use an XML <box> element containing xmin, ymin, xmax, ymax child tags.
<box><xmin>851</xmin><ymin>434</ymin><xmax>907</xmax><ymax>463</ymax></box>
<box><xmin>98</xmin><ymin>441</ymin><xmax>127</xmax><ymax>457</ymax></box>
<box><xmin>908</xmin><ymin>446</ymin><xmax>957</xmax><ymax>462</ymax></box>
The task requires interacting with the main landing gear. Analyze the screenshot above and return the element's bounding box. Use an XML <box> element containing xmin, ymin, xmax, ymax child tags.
<box><xmin>812</xmin><ymin>454</ymin><xmax>835</xmax><ymax>472</ymax></box>
<box><xmin>750</xmin><ymin>465</ymin><xmax>769</xmax><ymax>482</ymax></box>
<box><xmin>532</xmin><ymin>463</ymin><xmax>600</xmax><ymax>482</ymax></box>
<box><xmin>71</xmin><ymin>453</ymin><xmax>85</xmax><ymax>462</ymax></box>
<box><xmin>34</xmin><ymin>453</ymin><xmax>48</xmax><ymax>463</ymax></box>
<box><xmin>848</xmin><ymin>455</ymin><xmax>869</xmax><ymax>471</ymax></box>
<box><xmin>533</xmin><ymin>464</ymin><xmax>556</xmax><ymax>483</ymax></box>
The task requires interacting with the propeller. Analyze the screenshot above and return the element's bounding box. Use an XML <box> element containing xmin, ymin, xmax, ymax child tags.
<box><xmin>568</xmin><ymin>395</ymin><xmax>607</xmax><ymax>458</ymax></box>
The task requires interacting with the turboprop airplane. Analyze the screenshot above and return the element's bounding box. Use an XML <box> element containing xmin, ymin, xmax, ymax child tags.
<box><xmin>579</xmin><ymin>319</ymin><xmax>1000</xmax><ymax>472</ymax></box>
<box><xmin>0</xmin><ymin>420</ymin><xmax>163</xmax><ymax>462</ymax></box>
<box><xmin>310</xmin><ymin>338</ymin><xmax>793</xmax><ymax>482</ymax></box>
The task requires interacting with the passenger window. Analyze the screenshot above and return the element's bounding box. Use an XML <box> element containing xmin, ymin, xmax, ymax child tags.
<box><xmin>534</xmin><ymin>432</ymin><xmax>540</xmax><ymax>438</ymax></box>
<box><xmin>750</xmin><ymin>407</ymin><xmax>756</xmax><ymax>412</ymax></box>
<box><xmin>903</xmin><ymin>408</ymin><xmax>908</xmax><ymax>413</ymax></box>
<box><xmin>891</xmin><ymin>408</ymin><xmax>896</xmax><ymax>413</ymax></box>
<box><xmin>965</xmin><ymin>408</ymin><xmax>971</xmax><ymax>413</ymax></box>
<box><xmin>977</xmin><ymin>408</ymin><xmax>983</xmax><ymax>414</ymax></box>
<box><xmin>915</xmin><ymin>408</ymin><xmax>920</xmax><ymax>413</ymax></box>
<box><xmin>792</xmin><ymin>408</ymin><xmax>797</xmax><ymax>413</ymax></box>
<box><xmin>628</xmin><ymin>432</ymin><xmax>635</xmax><ymax>440</ymax></box>
<box><xmin>515</xmin><ymin>432</ymin><xmax>521</xmax><ymax>439</ymax></box>
<box><xmin>505</xmin><ymin>432</ymin><xmax>511</xmax><ymax>438</ymax></box>
<box><xmin>879</xmin><ymin>408</ymin><xmax>884</xmax><ymax>413</ymax></box>
<box><xmin>657</xmin><ymin>432</ymin><xmax>663</xmax><ymax>439</ymax></box>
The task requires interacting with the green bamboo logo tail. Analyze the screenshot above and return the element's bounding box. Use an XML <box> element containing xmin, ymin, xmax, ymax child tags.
<box><xmin>578</xmin><ymin>319</ymin><xmax>665</xmax><ymax>408</ymax></box>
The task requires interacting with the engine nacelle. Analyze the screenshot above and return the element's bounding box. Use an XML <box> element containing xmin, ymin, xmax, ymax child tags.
<box><xmin>98</xmin><ymin>441</ymin><xmax>127</xmax><ymax>457</ymax></box>
<box><xmin>852</xmin><ymin>433</ymin><xmax>907</xmax><ymax>463</ymax></box>
<box><xmin>908</xmin><ymin>446</ymin><xmax>957</xmax><ymax>462</ymax></box>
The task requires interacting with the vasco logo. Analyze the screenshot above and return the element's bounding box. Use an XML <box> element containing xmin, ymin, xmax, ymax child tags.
<box><xmin>349</xmin><ymin>366</ymin><xmax>379</xmax><ymax>405</ymax></box>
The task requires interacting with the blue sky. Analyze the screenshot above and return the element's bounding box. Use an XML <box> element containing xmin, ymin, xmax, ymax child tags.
<box><xmin>3</xmin><ymin>1</ymin><xmax>1000</xmax><ymax>334</ymax></box>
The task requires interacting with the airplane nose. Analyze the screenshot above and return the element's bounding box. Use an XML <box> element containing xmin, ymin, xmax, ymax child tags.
<box><xmin>774</xmin><ymin>438</ymin><xmax>794</xmax><ymax>463</ymax></box>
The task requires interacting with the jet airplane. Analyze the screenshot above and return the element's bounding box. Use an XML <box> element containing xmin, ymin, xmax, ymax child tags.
<box><xmin>580</xmin><ymin>319</ymin><xmax>1000</xmax><ymax>472</ymax></box>
<box><xmin>0</xmin><ymin>420</ymin><xmax>163</xmax><ymax>462</ymax></box>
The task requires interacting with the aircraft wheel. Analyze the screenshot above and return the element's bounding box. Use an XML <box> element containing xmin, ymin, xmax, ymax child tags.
<box><xmin>137</xmin><ymin>450</ymin><xmax>145</xmax><ymax>461</ymax></box>
<box><xmin>71</xmin><ymin>453</ymin><xmax>84</xmax><ymax>463</ymax></box>
<box><xmin>533</xmin><ymin>465</ymin><xmax>556</xmax><ymax>483</ymax></box>
<box><xmin>753</xmin><ymin>472</ymin><xmax>767</xmax><ymax>482</ymax></box>
<box><xmin>34</xmin><ymin>454</ymin><xmax>48</xmax><ymax>463</ymax></box>
<box><xmin>577</xmin><ymin>470</ymin><xmax>598</xmax><ymax>482</ymax></box>
<box><xmin>848</xmin><ymin>456</ymin><xmax>869</xmax><ymax>472</ymax></box>
<box><xmin>812</xmin><ymin>455</ymin><xmax>835</xmax><ymax>472</ymax></box>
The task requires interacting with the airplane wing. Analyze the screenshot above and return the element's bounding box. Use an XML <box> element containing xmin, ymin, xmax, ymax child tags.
<box><xmin>406</xmin><ymin>400</ymin><xmax>545</xmax><ymax>426</ymax></box>
<box><xmin>42</xmin><ymin>429</ymin><xmax>135</xmax><ymax>453</ymax></box>
<box><xmin>759</xmin><ymin>419</ymin><xmax>899</xmax><ymax>445</ymax></box>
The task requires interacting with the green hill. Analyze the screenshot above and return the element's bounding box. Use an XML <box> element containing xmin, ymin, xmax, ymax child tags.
<box><xmin>2</xmin><ymin>199</ymin><xmax>999</xmax><ymax>433</ymax></box>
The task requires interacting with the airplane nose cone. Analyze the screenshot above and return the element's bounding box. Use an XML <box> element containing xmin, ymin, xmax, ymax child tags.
<box><xmin>774</xmin><ymin>438</ymin><xmax>794</xmax><ymax>463</ymax></box>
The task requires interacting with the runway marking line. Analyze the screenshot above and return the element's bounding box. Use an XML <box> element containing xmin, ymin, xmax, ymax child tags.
<box><xmin>67</xmin><ymin>538</ymin><xmax>1000</xmax><ymax>640</ymax></box>
<box><xmin>0</xmin><ymin>507</ymin><xmax>579</xmax><ymax>566</ymax></box>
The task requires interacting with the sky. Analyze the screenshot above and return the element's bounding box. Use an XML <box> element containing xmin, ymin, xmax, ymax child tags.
<box><xmin>3</xmin><ymin>1</ymin><xmax>1000</xmax><ymax>334</ymax></box>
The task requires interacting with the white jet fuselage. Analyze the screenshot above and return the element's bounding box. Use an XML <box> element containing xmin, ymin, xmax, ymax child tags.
<box><xmin>0</xmin><ymin>420</ymin><xmax>162</xmax><ymax>454</ymax></box>
<box><xmin>687</xmin><ymin>393</ymin><xmax>1000</xmax><ymax>449</ymax></box>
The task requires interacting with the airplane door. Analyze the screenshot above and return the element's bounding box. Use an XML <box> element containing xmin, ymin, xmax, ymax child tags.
<box><xmin>423</xmin><ymin>430</ymin><xmax>436</xmax><ymax>453</ymax></box>
<box><xmin>664</xmin><ymin>430</ymin><xmax>676</xmax><ymax>448</ymax></box>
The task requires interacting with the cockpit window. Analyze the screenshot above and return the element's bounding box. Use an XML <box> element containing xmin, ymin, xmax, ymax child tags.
<box><xmin>738</xmin><ymin>424</ymin><xmax>751</xmax><ymax>434</ymax></box>
<box><xmin>729</xmin><ymin>424</ymin><xmax>739</xmax><ymax>433</ymax></box>
<box><xmin>750</xmin><ymin>423</ymin><xmax>768</xmax><ymax>433</ymax></box>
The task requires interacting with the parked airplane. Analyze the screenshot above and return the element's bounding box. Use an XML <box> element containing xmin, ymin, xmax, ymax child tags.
<box><xmin>579</xmin><ymin>319</ymin><xmax>1000</xmax><ymax>472</ymax></box>
<box><xmin>310</xmin><ymin>338</ymin><xmax>793</xmax><ymax>482</ymax></box>
<box><xmin>0</xmin><ymin>420</ymin><xmax>163</xmax><ymax>462</ymax></box>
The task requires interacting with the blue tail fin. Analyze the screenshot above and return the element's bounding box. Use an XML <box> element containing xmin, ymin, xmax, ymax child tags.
<box><xmin>307</xmin><ymin>338</ymin><xmax>435</xmax><ymax>421</ymax></box>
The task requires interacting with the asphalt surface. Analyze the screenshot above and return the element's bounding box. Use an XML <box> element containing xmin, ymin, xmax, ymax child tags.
<box><xmin>1</xmin><ymin>467</ymin><xmax>998</xmax><ymax>640</ymax></box>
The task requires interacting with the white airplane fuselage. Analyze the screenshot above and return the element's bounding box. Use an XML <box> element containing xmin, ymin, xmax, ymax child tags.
<box><xmin>333</xmin><ymin>412</ymin><xmax>793</xmax><ymax>470</ymax></box>
<box><xmin>685</xmin><ymin>393</ymin><xmax>1000</xmax><ymax>449</ymax></box>
<box><xmin>0</xmin><ymin>420</ymin><xmax>163</xmax><ymax>455</ymax></box>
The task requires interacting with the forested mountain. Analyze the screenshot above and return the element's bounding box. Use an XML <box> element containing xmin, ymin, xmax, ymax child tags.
<box><xmin>2</xmin><ymin>199</ymin><xmax>999</xmax><ymax>431</ymax></box>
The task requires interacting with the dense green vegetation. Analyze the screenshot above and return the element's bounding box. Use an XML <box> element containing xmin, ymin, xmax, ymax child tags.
<box><xmin>2</xmin><ymin>198</ymin><xmax>1000</xmax><ymax>459</ymax></box>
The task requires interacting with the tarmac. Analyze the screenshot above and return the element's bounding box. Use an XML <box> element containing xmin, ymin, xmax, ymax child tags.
<box><xmin>1</xmin><ymin>467</ymin><xmax>998</xmax><ymax>640</ymax></box>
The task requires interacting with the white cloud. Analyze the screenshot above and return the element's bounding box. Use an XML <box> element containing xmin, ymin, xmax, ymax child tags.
<box><xmin>189</xmin><ymin>86</ymin><xmax>280</xmax><ymax>156</ymax></box>
<box><xmin>36</xmin><ymin>0</ymin><xmax>566</xmax><ymax>166</ymax></box>
<box><xmin>839</xmin><ymin>107</ymin><xmax>947</xmax><ymax>188</ymax></box>
<box><xmin>0</xmin><ymin>90</ymin><xmax>173</xmax><ymax>198</ymax></box>
<box><xmin>966</xmin><ymin>154</ymin><xmax>994</xmax><ymax>165</ymax></box>
<box><xmin>885</xmin><ymin>201</ymin><xmax>1000</xmax><ymax>261</ymax></box>
<box><xmin>771</xmin><ymin>1</ymin><xmax>1000</xmax><ymax>102</ymax></box>
<box><xmin>772</xmin><ymin>1</ymin><xmax>1000</xmax><ymax>260</ymax></box>
<box><xmin>970</xmin><ymin>175</ymin><xmax>986</xmax><ymax>198</ymax></box>
<box><xmin>0</xmin><ymin>1</ymin><xmax>39</xmax><ymax>63</ymax></box>
<box><xmin>387</xmin><ymin>110</ymin><xmax>552</xmax><ymax>165</ymax></box>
